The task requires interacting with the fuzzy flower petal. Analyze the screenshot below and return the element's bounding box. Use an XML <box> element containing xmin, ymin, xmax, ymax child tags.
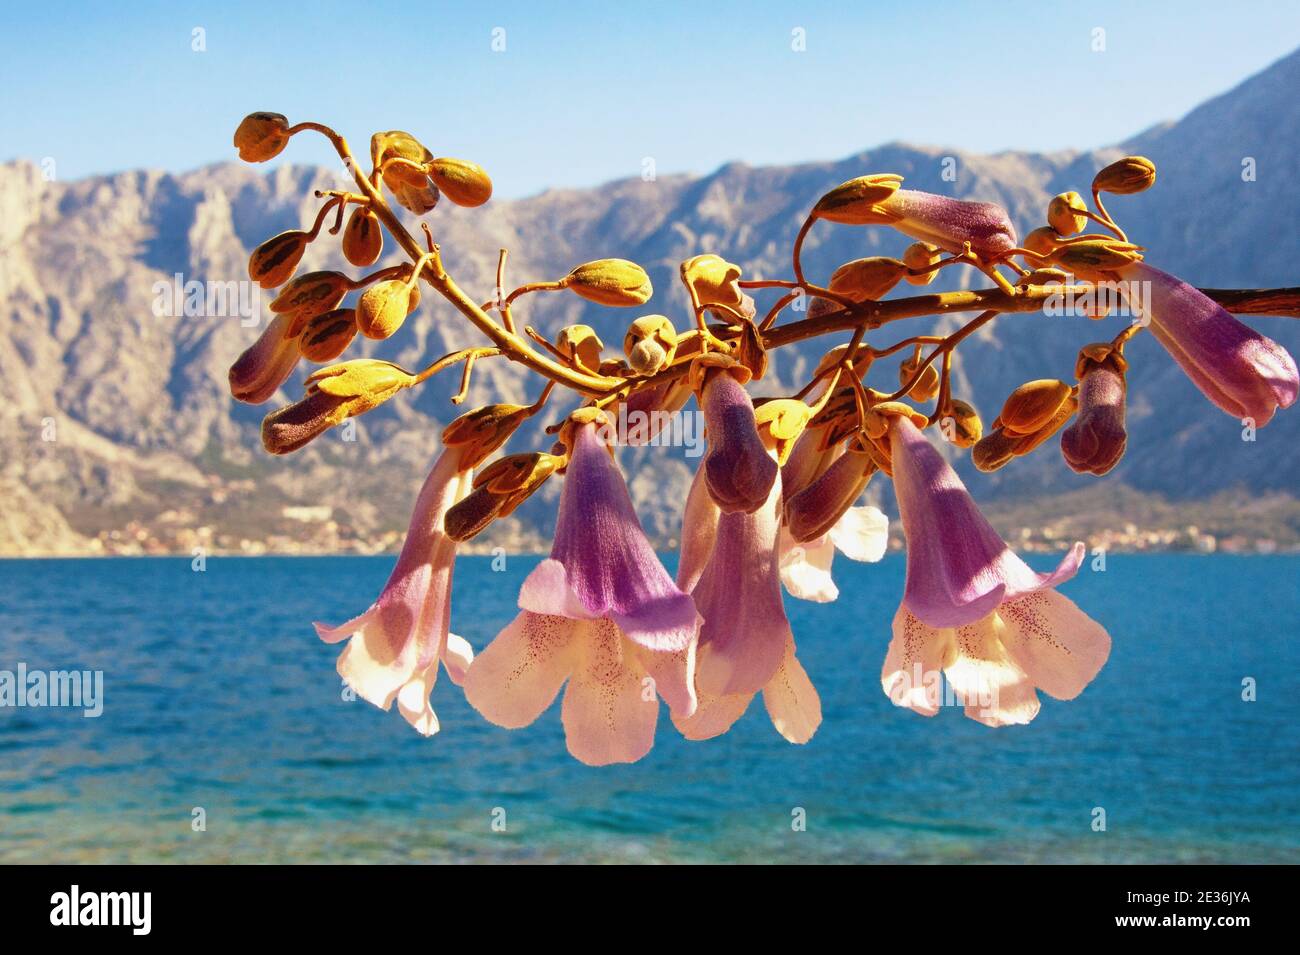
<box><xmin>1124</xmin><ymin>262</ymin><xmax>1298</xmax><ymax>425</ymax></box>
<box><xmin>314</xmin><ymin>445</ymin><xmax>472</xmax><ymax>736</ymax></box>
<box><xmin>886</xmin><ymin>189</ymin><xmax>1018</xmax><ymax>259</ymax></box>
<box><xmin>521</xmin><ymin>422</ymin><xmax>698</xmax><ymax>653</ymax></box>
<box><xmin>890</xmin><ymin>415</ymin><xmax>1082</xmax><ymax>629</ymax></box>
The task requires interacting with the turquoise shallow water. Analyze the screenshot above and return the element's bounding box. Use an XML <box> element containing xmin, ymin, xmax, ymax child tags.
<box><xmin>0</xmin><ymin>553</ymin><xmax>1296</xmax><ymax>863</ymax></box>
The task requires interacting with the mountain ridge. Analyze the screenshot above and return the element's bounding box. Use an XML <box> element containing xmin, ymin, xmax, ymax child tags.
<box><xmin>1</xmin><ymin>48</ymin><xmax>1297</xmax><ymax>556</ymax></box>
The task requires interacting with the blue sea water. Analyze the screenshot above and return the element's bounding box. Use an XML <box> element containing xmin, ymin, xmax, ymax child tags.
<box><xmin>0</xmin><ymin>553</ymin><xmax>1296</xmax><ymax>864</ymax></box>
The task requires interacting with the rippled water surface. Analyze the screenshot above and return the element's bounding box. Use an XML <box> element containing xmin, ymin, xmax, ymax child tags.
<box><xmin>1</xmin><ymin>553</ymin><xmax>1296</xmax><ymax>863</ymax></box>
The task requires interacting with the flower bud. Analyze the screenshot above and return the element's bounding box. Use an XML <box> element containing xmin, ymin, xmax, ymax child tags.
<box><xmin>269</xmin><ymin>271</ymin><xmax>351</xmax><ymax>334</ymax></box>
<box><xmin>942</xmin><ymin>398</ymin><xmax>982</xmax><ymax>448</ymax></box>
<box><xmin>784</xmin><ymin>444</ymin><xmax>876</xmax><ymax>543</ymax></box>
<box><xmin>229</xmin><ymin>312</ymin><xmax>301</xmax><ymax>405</ymax></box>
<box><xmin>556</xmin><ymin>324</ymin><xmax>605</xmax><ymax>374</ymax></box>
<box><xmin>356</xmin><ymin>280</ymin><xmax>412</xmax><ymax>340</ymax></box>
<box><xmin>233</xmin><ymin>112</ymin><xmax>290</xmax><ymax>163</ymax></box>
<box><xmin>680</xmin><ymin>254</ymin><xmax>744</xmax><ymax>310</ymax></box>
<box><xmin>427</xmin><ymin>157</ymin><xmax>493</xmax><ymax>207</ymax></box>
<box><xmin>373</xmin><ymin>131</ymin><xmax>439</xmax><ymax>214</ymax></box>
<box><xmin>1009</xmin><ymin>393</ymin><xmax>1078</xmax><ymax>455</ymax></box>
<box><xmin>299</xmin><ymin>308</ymin><xmax>357</xmax><ymax>363</ymax></box>
<box><xmin>445</xmin><ymin>452</ymin><xmax>563</xmax><ymax>540</ymax></box>
<box><xmin>564</xmin><ymin>259</ymin><xmax>652</xmax><ymax>307</ymax></box>
<box><xmin>972</xmin><ymin>427</ymin><xmax>1018</xmax><ymax>472</ymax></box>
<box><xmin>1023</xmin><ymin>226</ymin><xmax>1062</xmax><ymax>258</ymax></box>
<box><xmin>623</xmin><ymin>315</ymin><xmax>677</xmax><ymax>375</ymax></box>
<box><xmin>442</xmin><ymin>403</ymin><xmax>536</xmax><ymax>469</ymax></box>
<box><xmin>754</xmin><ymin>398</ymin><xmax>813</xmax><ymax>464</ymax></box>
<box><xmin>827</xmin><ymin>257</ymin><xmax>907</xmax><ymax>301</ymax></box>
<box><xmin>1092</xmin><ymin>156</ymin><xmax>1156</xmax><ymax>195</ymax></box>
<box><xmin>341</xmin><ymin>206</ymin><xmax>383</xmax><ymax>267</ymax></box>
<box><xmin>1061</xmin><ymin>346</ymin><xmax>1128</xmax><ymax>475</ymax></box>
<box><xmin>1049</xmin><ymin>240</ymin><xmax>1144</xmax><ymax>281</ymax></box>
<box><xmin>248</xmin><ymin>230</ymin><xmax>309</xmax><ymax>289</ymax></box>
<box><xmin>1016</xmin><ymin>267</ymin><xmax>1070</xmax><ymax>288</ymax></box>
<box><xmin>811</xmin><ymin>174</ymin><xmax>904</xmax><ymax>224</ymax></box>
<box><xmin>1047</xmin><ymin>191</ymin><xmax>1088</xmax><ymax>236</ymax></box>
<box><xmin>260</xmin><ymin>360</ymin><xmax>413</xmax><ymax>454</ymax></box>
<box><xmin>998</xmin><ymin>379</ymin><xmax>1073</xmax><ymax>435</ymax></box>
<box><xmin>901</xmin><ymin>242</ymin><xmax>942</xmax><ymax>286</ymax></box>
<box><xmin>898</xmin><ymin>350</ymin><xmax>940</xmax><ymax>402</ymax></box>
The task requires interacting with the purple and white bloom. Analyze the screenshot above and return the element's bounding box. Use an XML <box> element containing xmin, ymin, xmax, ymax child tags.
<box><xmin>881</xmin><ymin>415</ymin><xmax>1111</xmax><ymax>727</ymax></box>
<box><xmin>315</xmin><ymin>443</ymin><xmax>474</xmax><ymax>736</ymax></box>
<box><xmin>672</xmin><ymin>460</ymin><xmax>822</xmax><ymax>745</ymax></box>
<box><xmin>885</xmin><ymin>189</ymin><xmax>1019</xmax><ymax>261</ymax></box>
<box><xmin>463</xmin><ymin>419</ymin><xmax>699</xmax><ymax>765</ymax></box>
<box><xmin>1120</xmin><ymin>262</ymin><xmax>1298</xmax><ymax>425</ymax></box>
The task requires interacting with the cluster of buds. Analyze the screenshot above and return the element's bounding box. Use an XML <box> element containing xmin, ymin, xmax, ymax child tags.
<box><xmin>229</xmin><ymin>114</ymin><xmax>1298</xmax><ymax>765</ymax></box>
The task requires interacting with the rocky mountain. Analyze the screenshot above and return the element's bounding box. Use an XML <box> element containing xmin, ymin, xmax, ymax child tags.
<box><xmin>1</xmin><ymin>49</ymin><xmax>1298</xmax><ymax>556</ymax></box>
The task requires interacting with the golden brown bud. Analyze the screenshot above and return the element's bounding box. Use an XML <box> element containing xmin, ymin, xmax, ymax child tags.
<box><xmin>972</xmin><ymin>427</ymin><xmax>1018</xmax><ymax>472</ymax></box>
<box><xmin>901</xmin><ymin>242</ymin><xmax>942</xmax><ymax>286</ymax></box>
<box><xmin>1047</xmin><ymin>191</ymin><xmax>1089</xmax><ymax>236</ymax></box>
<box><xmin>427</xmin><ymin>157</ymin><xmax>493</xmax><ymax>207</ymax></box>
<box><xmin>341</xmin><ymin>206</ymin><xmax>383</xmax><ymax>267</ymax></box>
<box><xmin>754</xmin><ymin>398</ymin><xmax>813</xmax><ymax>464</ymax></box>
<box><xmin>1092</xmin><ymin>155</ymin><xmax>1156</xmax><ymax>195</ymax></box>
<box><xmin>1009</xmin><ymin>393</ymin><xmax>1078</xmax><ymax>455</ymax></box>
<box><xmin>372</xmin><ymin>131</ymin><xmax>439</xmax><ymax>214</ymax></box>
<box><xmin>299</xmin><ymin>308</ymin><xmax>357</xmax><ymax>363</ymax></box>
<box><xmin>942</xmin><ymin>398</ymin><xmax>983</xmax><ymax>448</ymax></box>
<box><xmin>811</xmin><ymin>174</ymin><xmax>904</xmax><ymax>224</ymax></box>
<box><xmin>233</xmin><ymin>112</ymin><xmax>290</xmax><ymax>163</ymax></box>
<box><xmin>564</xmin><ymin>259</ymin><xmax>652</xmax><ymax>307</ymax></box>
<box><xmin>248</xmin><ymin>230</ymin><xmax>309</xmax><ymax>289</ymax></box>
<box><xmin>1023</xmin><ymin>226</ymin><xmax>1063</xmax><ymax>258</ymax></box>
<box><xmin>898</xmin><ymin>350</ymin><xmax>941</xmax><ymax>403</ymax></box>
<box><xmin>261</xmin><ymin>360</ymin><xmax>414</xmax><ymax>454</ymax></box>
<box><xmin>269</xmin><ymin>271</ymin><xmax>351</xmax><ymax>334</ymax></box>
<box><xmin>442</xmin><ymin>403</ymin><xmax>536</xmax><ymax>470</ymax></box>
<box><xmin>623</xmin><ymin>315</ymin><xmax>678</xmax><ymax>375</ymax></box>
<box><xmin>356</xmin><ymin>280</ymin><xmax>412</xmax><ymax>340</ymax></box>
<box><xmin>1049</xmin><ymin>240</ymin><xmax>1144</xmax><ymax>281</ymax></box>
<box><xmin>998</xmin><ymin>379</ymin><xmax>1073</xmax><ymax>435</ymax></box>
<box><xmin>556</xmin><ymin>324</ymin><xmax>605</xmax><ymax>374</ymax></box>
<box><xmin>445</xmin><ymin>451</ymin><xmax>564</xmax><ymax>540</ymax></box>
<box><xmin>828</xmin><ymin>257</ymin><xmax>907</xmax><ymax>301</ymax></box>
<box><xmin>680</xmin><ymin>254</ymin><xmax>744</xmax><ymax>310</ymax></box>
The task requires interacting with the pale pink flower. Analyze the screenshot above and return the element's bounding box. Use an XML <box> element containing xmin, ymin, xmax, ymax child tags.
<box><xmin>464</xmin><ymin>421</ymin><xmax>699</xmax><ymax>765</ymax></box>
<box><xmin>882</xmin><ymin>416</ymin><xmax>1110</xmax><ymax>726</ymax></box>
<box><xmin>1061</xmin><ymin>355</ymin><xmax>1127</xmax><ymax>476</ymax></box>
<box><xmin>314</xmin><ymin>444</ymin><xmax>474</xmax><ymax>736</ymax></box>
<box><xmin>672</xmin><ymin>463</ymin><xmax>822</xmax><ymax>745</ymax></box>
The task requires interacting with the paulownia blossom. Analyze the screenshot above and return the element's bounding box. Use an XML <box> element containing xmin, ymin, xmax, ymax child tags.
<box><xmin>464</xmin><ymin>417</ymin><xmax>699</xmax><ymax>765</ymax></box>
<box><xmin>673</xmin><ymin>444</ymin><xmax>822</xmax><ymax>745</ymax></box>
<box><xmin>1120</xmin><ymin>262</ymin><xmax>1298</xmax><ymax>425</ymax></box>
<box><xmin>882</xmin><ymin>415</ymin><xmax>1111</xmax><ymax>726</ymax></box>
<box><xmin>314</xmin><ymin>443</ymin><xmax>474</xmax><ymax>736</ymax></box>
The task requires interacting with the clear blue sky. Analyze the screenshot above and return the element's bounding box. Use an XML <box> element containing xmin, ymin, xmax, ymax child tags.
<box><xmin>3</xmin><ymin>0</ymin><xmax>1297</xmax><ymax>197</ymax></box>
